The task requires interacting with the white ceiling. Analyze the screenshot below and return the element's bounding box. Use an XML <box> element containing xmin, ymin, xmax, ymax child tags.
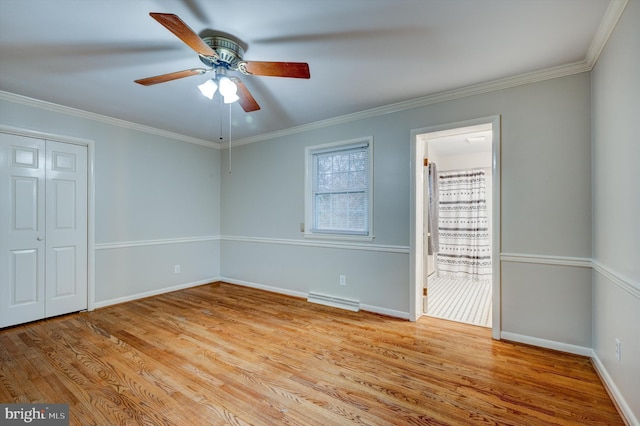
<box><xmin>423</xmin><ymin>125</ymin><xmax>493</xmax><ymax>158</ymax></box>
<box><xmin>0</xmin><ymin>0</ymin><xmax>616</xmax><ymax>143</ymax></box>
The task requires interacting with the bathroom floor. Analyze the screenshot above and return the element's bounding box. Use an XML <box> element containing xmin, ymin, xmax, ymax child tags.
<box><xmin>425</xmin><ymin>276</ymin><xmax>492</xmax><ymax>327</ymax></box>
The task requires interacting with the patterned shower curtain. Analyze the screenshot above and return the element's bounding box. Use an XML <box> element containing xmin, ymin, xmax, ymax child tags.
<box><xmin>436</xmin><ymin>169</ymin><xmax>492</xmax><ymax>280</ymax></box>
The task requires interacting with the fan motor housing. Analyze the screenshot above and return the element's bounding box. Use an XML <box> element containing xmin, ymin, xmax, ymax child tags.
<box><xmin>200</xmin><ymin>36</ymin><xmax>245</xmax><ymax>69</ymax></box>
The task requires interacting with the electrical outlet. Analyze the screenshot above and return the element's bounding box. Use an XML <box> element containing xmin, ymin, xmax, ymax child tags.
<box><xmin>615</xmin><ymin>338</ymin><xmax>621</xmax><ymax>362</ymax></box>
<box><xmin>339</xmin><ymin>275</ymin><xmax>346</xmax><ymax>286</ymax></box>
<box><xmin>174</xmin><ymin>265</ymin><xmax>181</xmax><ymax>274</ymax></box>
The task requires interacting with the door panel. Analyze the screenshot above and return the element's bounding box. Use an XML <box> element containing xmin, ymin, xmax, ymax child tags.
<box><xmin>45</xmin><ymin>141</ymin><xmax>87</xmax><ymax>317</ymax></box>
<box><xmin>52</xmin><ymin>179</ymin><xmax>76</xmax><ymax>229</ymax></box>
<box><xmin>52</xmin><ymin>246</ymin><xmax>76</xmax><ymax>297</ymax></box>
<box><xmin>13</xmin><ymin>177</ymin><xmax>39</xmax><ymax>230</ymax></box>
<box><xmin>12</xmin><ymin>249</ymin><xmax>39</xmax><ymax>303</ymax></box>
<box><xmin>0</xmin><ymin>134</ymin><xmax>46</xmax><ymax>327</ymax></box>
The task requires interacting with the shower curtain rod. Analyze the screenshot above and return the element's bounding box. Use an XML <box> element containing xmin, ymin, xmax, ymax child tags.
<box><xmin>424</xmin><ymin>158</ymin><xmax>490</xmax><ymax>173</ymax></box>
<box><xmin>439</xmin><ymin>166</ymin><xmax>491</xmax><ymax>173</ymax></box>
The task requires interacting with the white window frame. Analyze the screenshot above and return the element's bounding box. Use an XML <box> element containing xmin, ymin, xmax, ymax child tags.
<box><xmin>304</xmin><ymin>136</ymin><xmax>374</xmax><ymax>242</ymax></box>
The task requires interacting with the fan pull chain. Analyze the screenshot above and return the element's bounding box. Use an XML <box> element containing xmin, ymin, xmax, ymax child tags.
<box><xmin>219</xmin><ymin>94</ymin><xmax>224</xmax><ymax>142</ymax></box>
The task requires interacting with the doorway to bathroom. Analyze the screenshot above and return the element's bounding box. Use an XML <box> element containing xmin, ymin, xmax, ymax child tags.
<box><xmin>410</xmin><ymin>116</ymin><xmax>500</xmax><ymax>337</ymax></box>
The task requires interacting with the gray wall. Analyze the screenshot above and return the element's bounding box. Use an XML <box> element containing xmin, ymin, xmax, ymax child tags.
<box><xmin>591</xmin><ymin>0</ymin><xmax>640</xmax><ymax>421</ymax></box>
<box><xmin>0</xmin><ymin>95</ymin><xmax>222</xmax><ymax>305</ymax></box>
<box><xmin>220</xmin><ymin>73</ymin><xmax>594</xmax><ymax>345</ymax></box>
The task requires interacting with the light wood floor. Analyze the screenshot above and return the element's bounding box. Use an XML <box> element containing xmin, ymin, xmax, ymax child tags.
<box><xmin>0</xmin><ymin>282</ymin><xmax>623</xmax><ymax>425</ymax></box>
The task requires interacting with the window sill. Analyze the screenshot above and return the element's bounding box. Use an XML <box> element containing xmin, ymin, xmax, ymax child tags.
<box><xmin>303</xmin><ymin>232</ymin><xmax>375</xmax><ymax>243</ymax></box>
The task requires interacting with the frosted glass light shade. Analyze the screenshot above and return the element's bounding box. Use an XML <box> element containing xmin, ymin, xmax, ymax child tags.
<box><xmin>218</xmin><ymin>76</ymin><xmax>237</xmax><ymax>97</ymax></box>
<box><xmin>198</xmin><ymin>79</ymin><xmax>217</xmax><ymax>99</ymax></box>
<box><xmin>223</xmin><ymin>93</ymin><xmax>240</xmax><ymax>104</ymax></box>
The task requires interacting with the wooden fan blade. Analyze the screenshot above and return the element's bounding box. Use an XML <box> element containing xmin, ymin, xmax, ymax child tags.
<box><xmin>232</xmin><ymin>77</ymin><xmax>260</xmax><ymax>112</ymax></box>
<box><xmin>150</xmin><ymin>13</ymin><xmax>218</xmax><ymax>58</ymax></box>
<box><xmin>135</xmin><ymin>68</ymin><xmax>207</xmax><ymax>86</ymax></box>
<box><xmin>240</xmin><ymin>61</ymin><xmax>310</xmax><ymax>78</ymax></box>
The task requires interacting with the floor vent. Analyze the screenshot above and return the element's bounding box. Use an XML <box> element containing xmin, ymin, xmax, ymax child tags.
<box><xmin>307</xmin><ymin>292</ymin><xmax>360</xmax><ymax>312</ymax></box>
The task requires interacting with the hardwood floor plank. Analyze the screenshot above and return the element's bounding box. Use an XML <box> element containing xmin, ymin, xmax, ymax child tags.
<box><xmin>0</xmin><ymin>282</ymin><xmax>623</xmax><ymax>425</ymax></box>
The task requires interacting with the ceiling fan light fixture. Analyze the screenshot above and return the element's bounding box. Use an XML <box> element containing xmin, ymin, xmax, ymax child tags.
<box><xmin>198</xmin><ymin>79</ymin><xmax>218</xmax><ymax>100</ymax></box>
<box><xmin>135</xmin><ymin>13</ymin><xmax>309</xmax><ymax>112</ymax></box>
<box><xmin>223</xmin><ymin>93</ymin><xmax>240</xmax><ymax>104</ymax></box>
<box><xmin>218</xmin><ymin>76</ymin><xmax>238</xmax><ymax>98</ymax></box>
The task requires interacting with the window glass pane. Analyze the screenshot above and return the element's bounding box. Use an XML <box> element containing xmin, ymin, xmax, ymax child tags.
<box><xmin>310</xmin><ymin>142</ymin><xmax>370</xmax><ymax>235</ymax></box>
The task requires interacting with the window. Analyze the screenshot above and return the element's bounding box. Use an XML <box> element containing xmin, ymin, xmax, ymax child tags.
<box><xmin>305</xmin><ymin>137</ymin><xmax>373</xmax><ymax>240</ymax></box>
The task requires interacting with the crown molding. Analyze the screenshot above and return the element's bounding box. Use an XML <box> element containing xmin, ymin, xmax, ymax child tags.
<box><xmin>1</xmin><ymin>0</ymin><xmax>626</xmax><ymax>150</ymax></box>
<box><xmin>232</xmin><ymin>0</ymin><xmax>627</xmax><ymax>147</ymax></box>
<box><xmin>585</xmin><ymin>0</ymin><xmax>629</xmax><ymax>67</ymax></box>
<box><xmin>0</xmin><ymin>90</ymin><xmax>219</xmax><ymax>148</ymax></box>
<box><xmin>232</xmin><ymin>60</ymin><xmax>593</xmax><ymax>147</ymax></box>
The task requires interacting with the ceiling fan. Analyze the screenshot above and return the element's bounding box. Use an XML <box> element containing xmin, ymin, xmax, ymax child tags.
<box><xmin>134</xmin><ymin>13</ymin><xmax>311</xmax><ymax>112</ymax></box>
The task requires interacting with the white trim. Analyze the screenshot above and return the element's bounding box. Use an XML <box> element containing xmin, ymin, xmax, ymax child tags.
<box><xmin>592</xmin><ymin>260</ymin><xmax>640</xmax><ymax>300</ymax></box>
<box><xmin>1</xmin><ymin>65</ymin><xmax>590</xmax><ymax>151</ymax></box>
<box><xmin>0</xmin><ymin>124</ymin><xmax>93</xmax><ymax>146</ymax></box>
<box><xmin>302</xmin><ymin>233</ymin><xmax>375</xmax><ymax>243</ymax></box>
<box><xmin>359</xmin><ymin>303</ymin><xmax>410</xmax><ymax>320</ymax></box>
<box><xmin>87</xmin><ymin>140</ymin><xmax>96</xmax><ymax>312</ymax></box>
<box><xmin>221</xmin><ymin>277</ymin><xmax>308</xmax><ymax>300</ymax></box>
<box><xmin>231</xmin><ymin>62</ymin><xmax>592</xmax><ymax>147</ymax></box>
<box><xmin>308</xmin><ymin>292</ymin><xmax>360</xmax><ymax>312</ymax></box>
<box><xmin>491</xmin><ymin>115</ymin><xmax>502</xmax><ymax>340</ymax></box>
<box><xmin>500</xmin><ymin>332</ymin><xmax>592</xmax><ymax>357</ymax></box>
<box><xmin>94</xmin><ymin>235</ymin><xmax>407</xmax><ymax>253</ymax></box>
<box><xmin>95</xmin><ymin>236</ymin><xmax>219</xmax><ymax>250</ymax></box>
<box><xmin>223</xmin><ymin>277</ymin><xmax>410</xmax><ymax>319</ymax></box>
<box><xmin>93</xmin><ymin>278</ymin><xmax>216</xmax><ymax>309</ymax></box>
<box><xmin>222</xmin><ymin>235</ymin><xmax>409</xmax><ymax>254</ymax></box>
<box><xmin>500</xmin><ymin>253</ymin><xmax>592</xmax><ymax>268</ymax></box>
<box><xmin>0</xmin><ymin>91</ymin><xmax>218</xmax><ymax>148</ymax></box>
<box><xmin>500</xmin><ymin>254</ymin><xmax>640</xmax><ymax>300</ymax></box>
<box><xmin>591</xmin><ymin>350</ymin><xmax>639</xmax><ymax>426</ymax></box>
<box><xmin>586</xmin><ymin>0</ymin><xmax>629</xmax><ymax>67</ymax></box>
<box><xmin>233</xmin><ymin>0</ymin><xmax>629</xmax><ymax>150</ymax></box>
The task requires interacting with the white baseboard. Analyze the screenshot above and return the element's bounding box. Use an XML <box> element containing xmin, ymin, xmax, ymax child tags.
<box><xmin>591</xmin><ymin>351</ymin><xmax>639</xmax><ymax>426</ymax></box>
<box><xmin>500</xmin><ymin>331</ymin><xmax>592</xmax><ymax>356</ymax></box>
<box><xmin>308</xmin><ymin>292</ymin><xmax>360</xmax><ymax>312</ymax></box>
<box><xmin>221</xmin><ymin>277</ymin><xmax>308</xmax><ymax>299</ymax></box>
<box><xmin>92</xmin><ymin>277</ymin><xmax>217</xmax><ymax>309</ymax></box>
<box><xmin>502</xmin><ymin>332</ymin><xmax>636</xmax><ymax>425</ymax></box>
<box><xmin>92</xmin><ymin>277</ymin><xmax>634</xmax><ymax>424</ymax></box>
<box><xmin>360</xmin><ymin>303</ymin><xmax>411</xmax><ymax>320</ymax></box>
<box><xmin>220</xmin><ymin>277</ymin><xmax>410</xmax><ymax>319</ymax></box>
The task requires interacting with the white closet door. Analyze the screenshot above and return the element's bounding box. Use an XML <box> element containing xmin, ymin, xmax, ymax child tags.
<box><xmin>45</xmin><ymin>141</ymin><xmax>87</xmax><ymax>317</ymax></box>
<box><xmin>0</xmin><ymin>134</ymin><xmax>88</xmax><ymax>328</ymax></box>
<box><xmin>0</xmin><ymin>133</ymin><xmax>46</xmax><ymax>327</ymax></box>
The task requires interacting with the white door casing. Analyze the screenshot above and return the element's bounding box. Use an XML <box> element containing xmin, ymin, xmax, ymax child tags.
<box><xmin>0</xmin><ymin>134</ymin><xmax>88</xmax><ymax>328</ymax></box>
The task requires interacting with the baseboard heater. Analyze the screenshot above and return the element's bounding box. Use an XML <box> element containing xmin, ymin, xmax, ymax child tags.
<box><xmin>307</xmin><ymin>292</ymin><xmax>360</xmax><ymax>312</ymax></box>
